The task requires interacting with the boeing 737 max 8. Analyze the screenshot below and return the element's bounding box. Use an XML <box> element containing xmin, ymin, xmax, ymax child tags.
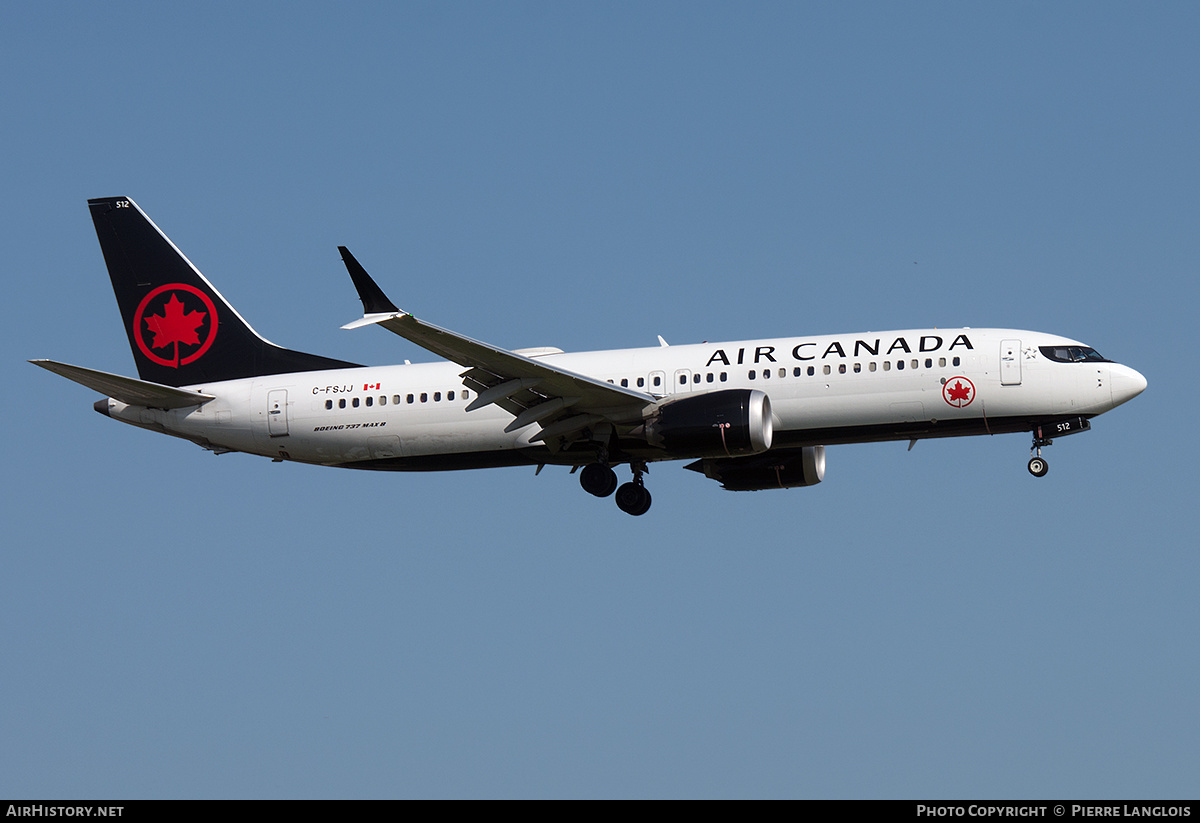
<box><xmin>32</xmin><ymin>197</ymin><xmax>1147</xmax><ymax>515</ymax></box>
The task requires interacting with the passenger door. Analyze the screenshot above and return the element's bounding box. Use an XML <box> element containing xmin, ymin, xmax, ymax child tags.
<box><xmin>267</xmin><ymin>389</ymin><xmax>289</xmax><ymax>436</ymax></box>
<box><xmin>1000</xmin><ymin>340</ymin><xmax>1022</xmax><ymax>386</ymax></box>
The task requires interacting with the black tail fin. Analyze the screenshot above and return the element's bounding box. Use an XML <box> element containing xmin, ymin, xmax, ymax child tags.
<box><xmin>88</xmin><ymin>197</ymin><xmax>358</xmax><ymax>387</ymax></box>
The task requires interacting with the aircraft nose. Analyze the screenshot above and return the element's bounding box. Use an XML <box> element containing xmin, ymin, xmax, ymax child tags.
<box><xmin>1109</xmin><ymin>364</ymin><xmax>1147</xmax><ymax>408</ymax></box>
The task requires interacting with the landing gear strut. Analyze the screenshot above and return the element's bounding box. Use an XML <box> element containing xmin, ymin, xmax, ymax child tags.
<box><xmin>1028</xmin><ymin>429</ymin><xmax>1052</xmax><ymax>477</ymax></box>
<box><xmin>615</xmin><ymin>462</ymin><xmax>652</xmax><ymax>516</ymax></box>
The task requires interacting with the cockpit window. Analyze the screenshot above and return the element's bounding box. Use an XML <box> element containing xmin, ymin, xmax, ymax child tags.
<box><xmin>1039</xmin><ymin>346</ymin><xmax>1109</xmax><ymax>363</ymax></box>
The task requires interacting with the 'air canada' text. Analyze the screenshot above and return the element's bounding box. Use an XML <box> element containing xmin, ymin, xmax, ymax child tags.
<box><xmin>705</xmin><ymin>334</ymin><xmax>974</xmax><ymax>367</ymax></box>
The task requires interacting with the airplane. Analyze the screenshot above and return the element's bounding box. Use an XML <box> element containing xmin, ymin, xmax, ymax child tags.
<box><xmin>32</xmin><ymin>196</ymin><xmax>1147</xmax><ymax>515</ymax></box>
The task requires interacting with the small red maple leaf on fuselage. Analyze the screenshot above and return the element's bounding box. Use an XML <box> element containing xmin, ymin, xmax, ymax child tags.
<box><xmin>144</xmin><ymin>293</ymin><xmax>207</xmax><ymax>366</ymax></box>
<box><xmin>947</xmin><ymin>380</ymin><xmax>971</xmax><ymax>403</ymax></box>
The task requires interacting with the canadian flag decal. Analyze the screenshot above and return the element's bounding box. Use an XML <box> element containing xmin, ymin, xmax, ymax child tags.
<box><xmin>364</xmin><ymin>382</ymin><xmax>380</xmax><ymax>391</ymax></box>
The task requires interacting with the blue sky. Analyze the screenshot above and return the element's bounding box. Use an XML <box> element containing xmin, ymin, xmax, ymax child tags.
<box><xmin>3</xmin><ymin>2</ymin><xmax>1197</xmax><ymax>798</ymax></box>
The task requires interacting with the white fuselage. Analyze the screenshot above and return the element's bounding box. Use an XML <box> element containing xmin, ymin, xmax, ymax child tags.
<box><xmin>99</xmin><ymin>327</ymin><xmax>1146</xmax><ymax>470</ymax></box>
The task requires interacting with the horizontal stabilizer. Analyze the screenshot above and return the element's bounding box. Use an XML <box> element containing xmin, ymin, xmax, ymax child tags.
<box><xmin>30</xmin><ymin>360</ymin><xmax>215</xmax><ymax>409</ymax></box>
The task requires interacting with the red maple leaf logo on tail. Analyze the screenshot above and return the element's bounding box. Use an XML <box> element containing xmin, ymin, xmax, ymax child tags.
<box><xmin>144</xmin><ymin>293</ymin><xmax>207</xmax><ymax>368</ymax></box>
<box><xmin>133</xmin><ymin>283</ymin><xmax>219</xmax><ymax>369</ymax></box>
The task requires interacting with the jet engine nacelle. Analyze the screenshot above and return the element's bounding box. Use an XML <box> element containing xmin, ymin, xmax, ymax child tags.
<box><xmin>642</xmin><ymin>389</ymin><xmax>773</xmax><ymax>458</ymax></box>
<box><xmin>689</xmin><ymin>445</ymin><xmax>826</xmax><ymax>491</ymax></box>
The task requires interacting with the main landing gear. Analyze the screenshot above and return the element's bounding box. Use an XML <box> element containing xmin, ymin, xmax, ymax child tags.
<box><xmin>579</xmin><ymin>462</ymin><xmax>619</xmax><ymax>497</ymax></box>
<box><xmin>615</xmin><ymin>468</ymin><xmax>652</xmax><ymax>517</ymax></box>
<box><xmin>579</xmin><ymin>460</ymin><xmax>652</xmax><ymax>515</ymax></box>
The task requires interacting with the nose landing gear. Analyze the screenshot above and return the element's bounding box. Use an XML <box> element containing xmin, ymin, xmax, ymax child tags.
<box><xmin>1027</xmin><ymin>418</ymin><xmax>1090</xmax><ymax>477</ymax></box>
<box><xmin>1028</xmin><ymin>428</ymin><xmax>1052</xmax><ymax>477</ymax></box>
<box><xmin>1027</xmin><ymin>454</ymin><xmax>1049</xmax><ymax>477</ymax></box>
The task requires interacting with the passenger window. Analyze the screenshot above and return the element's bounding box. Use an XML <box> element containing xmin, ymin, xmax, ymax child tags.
<box><xmin>637</xmin><ymin>377</ymin><xmax>645</xmax><ymax>388</ymax></box>
<box><xmin>620</xmin><ymin>378</ymin><xmax>628</xmax><ymax>387</ymax></box>
<box><xmin>838</xmin><ymin>364</ymin><xmax>846</xmax><ymax>374</ymax></box>
<box><xmin>393</xmin><ymin>395</ymin><xmax>401</xmax><ymax>405</ymax></box>
<box><xmin>897</xmin><ymin>360</ymin><xmax>905</xmax><ymax>370</ymax></box>
<box><xmin>938</xmin><ymin>357</ymin><xmax>946</xmax><ymax>367</ymax></box>
<box><xmin>653</xmin><ymin>376</ymin><xmax>661</xmax><ymax>387</ymax></box>
<box><xmin>720</xmin><ymin>372</ymin><xmax>727</xmax><ymax>382</ymax></box>
<box><xmin>352</xmin><ymin>397</ymin><xmax>360</xmax><ymax>408</ymax></box>
<box><xmin>448</xmin><ymin>391</ymin><xmax>455</xmax><ymax>400</ymax></box>
<box><xmin>462</xmin><ymin>390</ymin><xmax>469</xmax><ymax>399</ymax></box>
<box><xmin>925</xmin><ymin>358</ymin><xmax>932</xmax><ymax>369</ymax></box>
<box><xmin>365</xmin><ymin>396</ymin><xmax>373</xmax><ymax>407</ymax></box>
<box><xmin>379</xmin><ymin>396</ymin><xmax>386</xmax><ymax>406</ymax></box>
<box><xmin>407</xmin><ymin>394</ymin><xmax>414</xmax><ymax>404</ymax></box>
<box><xmin>808</xmin><ymin>366</ymin><xmax>815</xmax><ymax>376</ymax></box>
<box><xmin>869</xmin><ymin>362</ymin><xmax>877</xmax><ymax>372</ymax></box>
<box><xmin>420</xmin><ymin>393</ymin><xmax>428</xmax><ymax>403</ymax></box>
<box><xmin>853</xmin><ymin>363</ymin><xmax>861</xmax><ymax>373</ymax></box>
<box><xmin>433</xmin><ymin>392</ymin><xmax>441</xmax><ymax>402</ymax></box>
<box><xmin>694</xmin><ymin>373</ymin><xmax>701</xmax><ymax>383</ymax></box>
<box><xmin>679</xmin><ymin>374</ymin><xmax>687</xmax><ymax>385</ymax></box>
<box><xmin>883</xmin><ymin>361</ymin><xmax>891</xmax><ymax>371</ymax></box>
<box><xmin>748</xmin><ymin>371</ymin><xmax>756</xmax><ymax>380</ymax></box>
<box><xmin>911</xmin><ymin>359</ymin><xmax>919</xmax><ymax>369</ymax></box>
<box><xmin>339</xmin><ymin>398</ymin><xmax>346</xmax><ymax>409</ymax></box>
<box><xmin>823</xmin><ymin>365</ymin><xmax>831</xmax><ymax>375</ymax></box>
<box><xmin>706</xmin><ymin>373</ymin><xmax>714</xmax><ymax>383</ymax></box>
<box><xmin>953</xmin><ymin>357</ymin><xmax>961</xmax><ymax>367</ymax></box>
<box><xmin>762</xmin><ymin>369</ymin><xmax>770</xmax><ymax>379</ymax></box>
<box><xmin>325</xmin><ymin>399</ymin><xmax>333</xmax><ymax>410</ymax></box>
<box><xmin>793</xmin><ymin>367</ymin><xmax>802</xmax><ymax>377</ymax></box>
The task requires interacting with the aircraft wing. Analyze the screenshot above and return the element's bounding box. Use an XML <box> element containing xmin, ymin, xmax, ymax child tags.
<box><xmin>338</xmin><ymin>248</ymin><xmax>655</xmax><ymax>448</ymax></box>
<box><xmin>30</xmin><ymin>360</ymin><xmax>215</xmax><ymax>409</ymax></box>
